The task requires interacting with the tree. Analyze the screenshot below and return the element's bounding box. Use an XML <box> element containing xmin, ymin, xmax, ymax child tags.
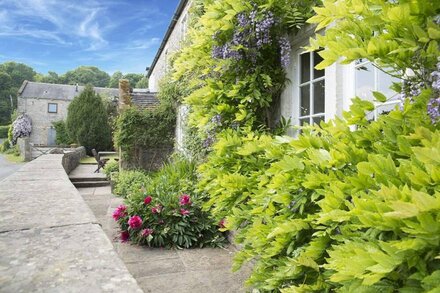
<box><xmin>123</xmin><ymin>73</ymin><xmax>143</xmax><ymax>88</ymax></box>
<box><xmin>0</xmin><ymin>62</ymin><xmax>36</xmax><ymax>87</ymax></box>
<box><xmin>0</xmin><ymin>62</ymin><xmax>37</xmax><ymax>125</ymax></box>
<box><xmin>35</xmin><ymin>71</ymin><xmax>61</xmax><ymax>84</ymax></box>
<box><xmin>62</xmin><ymin>66</ymin><xmax>110</xmax><ymax>87</ymax></box>
<box><xmin>135</xmin><ymin>76</ymin><xmax>149</xmax><ymax>89</ymax></box>
<box><xmin>66</xmin><ymin>85</ymin><xmax>112</xmax><ymax>153</ymax></box>
<box><xmin>108</xmin><ymin>71</ymin><xmax>124</xmax><ymax>88</ymax></box>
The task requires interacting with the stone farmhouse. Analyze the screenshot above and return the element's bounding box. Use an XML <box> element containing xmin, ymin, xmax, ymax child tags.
<box><xmin>147</xmin><ymin>0</ymin><xmax>401</xmax><ymax>141</ymax></box>
<box><xmin>17</xmin><ymin>81</ymin><xmax>157</xmax><ymax>146</ymax></box>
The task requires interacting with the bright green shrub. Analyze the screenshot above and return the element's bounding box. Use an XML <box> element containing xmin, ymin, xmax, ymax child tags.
<box><xmin>66</xmin><ymin>85</ymin><xmax>112</xmax><ymax>154</ymax></box>
<box><xmin>52</xmin><ymin>120</ymin><xmax>73</xmax><ymax>145</ymax></box>
<box><xmin>103</xmin><ymin>160</ymin><xmax>119</xmax><ymax>180</ymax></box>
<box><xmin>0</xmin><ymin>125</ymin><xmax>9</xmax><ymax>138</ymax></box>
<box><xmin>0</xmin><ymin>139</ymin><xmax>10</xmax><ymax>152</ymax></box>
<box><xmin>200</xmin><ymin>92</ymin><xmax>440</xmax><ymax>291</ymax></box>
<box><xmin>113</xmin><ymin>169</ymin><xmax>150</xmax><ymax>198</ymax></box>
<box><xmin>114</xmin><ymin>156</ymin><xmax>226</xmax><ymax>248</ymax></box>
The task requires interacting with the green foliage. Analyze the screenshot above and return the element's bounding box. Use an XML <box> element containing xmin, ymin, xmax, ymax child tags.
<box><xmin>0</xmin><ymin>125</ymin><xmax>10</xmax><ymax>138</ymax></box>
<box><xmin>62</xmin><ymin>66</ymin><xmax>110</xmax><ymax>87</ymax></box>
<box><xmin>103</xmin><ymin>160</ymin><xmax>119</xmax><ymax>180</ymax></box>
<box><xmin>52</xmin><ymin>120</ymin><xmax>73</xmax><ymax>145</ymax></box>
<box><xmin>200</xmin><ymin>93</ymin><xmax>440</xmax><ymax>291</ymax></box>
<box><xmin>307</xmin><ymin>0</ymin><xmax>440</xmax><ymax>82</ymax></box>
<box><xmin>0</xmin><ymin>62</ymin><xmax>36</xmax><ymax>125</ymax></box>
<box><xmin>35</xmin><ymin>71</ymin><xmax>61</xmax><ymax>84</ymax></box>
<box><xmin>66</xmin><ymin>85</ymin><xmax>112</xmax><ymax>154</ymax></box>
<box><xmin>115</xmin><ymin>156</ymin><xmax>226</xmax><ymax>248</ymax></box>
<box><xmin>0</xmin><ymin>139</ymin><xmax>10</xmax><ymax>153</ymax></box>
<box><xmin>108</xmin><ymin>71</ymin><xmax>124</xmax><ymax>88</ymax></box>
<box><xmin>173</xmin><ymin>0</ymin><xmax>316</xmax><ymax>135</ymax></box>
<box><xmin>113</xmin><ymin>169</ymin><xmax>148</xmax><ymax>197</ymax></box>
<box><xmin>113</xmin><ymin>76</ymin><xmax>179</xmax><ymax>159</ymax></box>
<box><xmin>135</xmin><ymin>76</ymin><xmax>149</xmax><ymax>88</ymax></box>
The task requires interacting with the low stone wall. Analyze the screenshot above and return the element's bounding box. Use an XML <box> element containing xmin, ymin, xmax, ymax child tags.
<box><xmin>17</xmin><ymin>137</ymin><xmax>32</xmax><ymax>161</ymax></box>
<box><xmin>121</xmin><ymin>147</ymin><xmax>173</xmax><ymax>171</ymax></box>
<box><xmin>61</xmin><ymin>146</ymin><xmax>86</xmax><ymax>174</ymax></box>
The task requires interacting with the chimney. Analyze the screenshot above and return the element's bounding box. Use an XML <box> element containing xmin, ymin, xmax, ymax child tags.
<box><xmin>118</xmin><ymin>79</ymin><xmax>132</xmax><ymax>111</ymax></box>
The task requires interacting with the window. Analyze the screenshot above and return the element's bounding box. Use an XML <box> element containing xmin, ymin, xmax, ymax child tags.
<box><xmin>355</xmin><ymin>59</ymin><xmax>400</xmax><ymax>120</ymax></box>
<box><xmin>299</xmin><ymin>51</ymin><xmax>325</xmax><ymax>125</ymax></box>
<box><xmin>48</xmin><ymin>103</ymin><xmax>58</xmax><ymax>113</ymax></box>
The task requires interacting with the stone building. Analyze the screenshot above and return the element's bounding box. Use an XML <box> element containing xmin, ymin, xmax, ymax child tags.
<box><xmin>17</xmin><ymin>81</ymin><xmax>119</xmax><ymax>146</ymax></box>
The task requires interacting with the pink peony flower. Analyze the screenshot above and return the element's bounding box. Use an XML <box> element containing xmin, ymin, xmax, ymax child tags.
<box><xmin>128</xmin><ymin>215</ymin><xmax>143</xmax><ymax>229</ymax></box>
<box><xmin>144</xmin><ymin>195</ymin><xmax>152</xmax><ymax>205</ymax></box>
<box><xmin>151</xmin><ymin>205</ymin><xmax>162</xmax><ymax>214</ymax></box>
<box><xmin>179</xmin><ymin>194</ymin><xmax>191</xmax><ymax>206</ymax></box>
<box><xmin>121</xmin><ymin>231</ymin><xmax>130</xmax><ymax>242</ymax></box>
<box><xmin>141</xmin><ymin>228</ymin><xmax>154</xmax><ymax>237</ymax></box>
<box><xmin>112</xmin><ymin>204</ymin><xmax>127</xmax><ymax>221</ymax></box>
<box><xmin>180</xmin><ymin>208</ymin><xmax>190</xmax><ymax>216</ymax></box>
<box><xmin>218</xmin><ymin>218</ymin><xmax>226</xmax><ymax>228</ymax></box>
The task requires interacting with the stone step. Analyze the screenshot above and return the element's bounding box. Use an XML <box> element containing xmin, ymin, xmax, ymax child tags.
<box><xmin>72</xmin><ymin>181</ymin><xmax>110</xmax><ymax>188</ymax></box>
<box><xmin>70</xmin><ymin>177</ymin><xmax>108</xmax><ymax>182</ymax></box>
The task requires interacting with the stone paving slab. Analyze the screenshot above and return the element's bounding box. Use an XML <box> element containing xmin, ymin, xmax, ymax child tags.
<box><xmin>0</xmin><ymin>155</ymin><xmax>142</xmax><ymax>292</ymax></box>
<box><xmin>69</xmin><ymin>164</ymin><xmax>106</xmax><ymax>180</ymax></box>
<box><xmin>0</xmin><ymin>224</ymin><xmax>142</xmax><ymax>293</ymax></box>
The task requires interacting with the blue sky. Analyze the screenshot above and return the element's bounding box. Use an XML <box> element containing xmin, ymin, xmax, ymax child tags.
<box><xmin>0</xmin><ymin>0</ymin><xmax>180</xmax><ymax>75</ymax></box>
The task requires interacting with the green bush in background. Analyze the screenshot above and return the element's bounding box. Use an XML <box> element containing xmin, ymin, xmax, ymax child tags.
<box><xmin>66</xmin><ymin>85</ymin><xmax>112</xmax><ymax>154</ymax></box>
<box><xmin>0</xmin><ymin>125</ymin><xmax>10</xmax><ymax>138</ymax></box>
<box><xmin>52</xmin><ymin>120</ymin><xmax>73</xmax><ymax>146</ymax></box>
<box><xmin>112</xmin><ymin>169</ymin><xmax>150</xmax><ymax>198</ymax></box>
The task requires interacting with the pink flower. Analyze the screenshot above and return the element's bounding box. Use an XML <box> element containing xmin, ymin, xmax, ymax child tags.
<box><xmin>151</xmin><ymin>205</ymin><xmax>162</xmax><ymax>214</ymax></box>
<box><xmin>128</xmin><ymin>215</ymin><xmax>143</xmax><ymax>229</ymax></box>
<box><xmin>179</xmin><ymin>194</ymin><xmax>191</xmax><ymax>206</ymax></box>
<box><xmin>121</xmin><ymin>231</ymin><xmax>130</xmax><ymax>242</ymax></box>
<box><xmin>144</xmin><ymin>195</ymin><xmax>152</xmax><ymax>205</ymax></box>
<box><xmin>141</xmin><ymin>228</ymin><xmax>154</xmax><ymax>237</ymax></box>
<box><xmin>218</xmin><ymin>218</ymin><xmax>226</xmax><ymax>228</ymax></box>
<box><xmin>180</xmin><ymin>208</ymin><xmax>190</xmax><ymax>216</ymax></box>
<box><xmin>112</xmin><ymin>204</ymin><xmax>127</xmax><ymax>221</ymax></box>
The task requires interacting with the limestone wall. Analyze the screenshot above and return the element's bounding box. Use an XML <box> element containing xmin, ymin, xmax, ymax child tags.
<box><xmin>148</xmin><ymin>1</ymin><xmax>191</xmax><ymax>92</ymax></box>
<box><xmin>17</xmin><ymin>97</ymin><xmax>70</xmax><ymax>145</ymax></box>
<box><xmin>61</xmin><ymin>146</ymin><xmax>86</xmax><ymax>174</ymax></box>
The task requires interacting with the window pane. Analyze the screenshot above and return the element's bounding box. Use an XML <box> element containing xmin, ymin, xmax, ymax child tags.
<box><xmin>313</xmin><ymin>79</ymin><xmax>325</xmax><ymax>114</ymax></box>
<box><xmin>300</xmin><ymin>53</ymin><xmax>310</xmax><ymax>83</ymax></box>
<box><xmin>300</xmin><ymin>118</ymin><xmax>309</xmax><ymax>126</ymax></box>
<box><xmin>300</xmin><ymin>85</ymin><xmax>310</xmax><ymax>116</ymax></box>
<box><xmin>378</xmin><ymin>69</ymin><xmax>399</xmax><ymax>100</ymax></box>
<box><xmin>48</xmin><ymin>103</ymin><xmax>57</xmax><ymax>113</ymax></box>
<box><xmin>313</xmin><ymin>51</ymin><xmax>324</xmax><ymax>79</ymax></box>
<box><xmin>355</xmin><ymin>62</ymin><xmax>375</xmax><ymax>101</ymax></box>
<box><xmin>313</xmin><ymin>116</ymin><xmax>324</xmax><ymax>125</ymax></box>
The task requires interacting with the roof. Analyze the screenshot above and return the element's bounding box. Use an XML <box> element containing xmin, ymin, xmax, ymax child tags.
<box><xmin>18</xmin><ymin>81</ymin><xmax>119</xmax><ymax>101</ymax></box>
<box><xmin>131</xmin><ymin>90</ymin><xmax>159</xmax><ymax>109</ymax></box>
<box><xmin>146</xmin><ymin>0</ymin><xmax>189</xmax><ymax>78</ymax></box>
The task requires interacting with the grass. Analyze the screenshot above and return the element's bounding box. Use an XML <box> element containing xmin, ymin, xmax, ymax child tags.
<box><xmin>80</xmin><ymin>154</ymin><xmax>119</xmax><ymax>164</ymax></box>
<box><xmin>4</xmin><ymin>153</ymin><xmax>24</xmax><ymax>163</ymax></box>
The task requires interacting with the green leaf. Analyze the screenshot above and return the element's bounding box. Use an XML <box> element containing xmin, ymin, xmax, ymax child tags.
<box><xmin>372</xmin><ymin>91</ymin><xmax>387</xmax><ymax>103</ymax></box>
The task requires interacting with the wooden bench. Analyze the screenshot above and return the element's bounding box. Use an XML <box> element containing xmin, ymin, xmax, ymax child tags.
<box><xmin>91</xmin><ymin>149</ymin><xmax>109</xmax><ymax>173</ymax></box>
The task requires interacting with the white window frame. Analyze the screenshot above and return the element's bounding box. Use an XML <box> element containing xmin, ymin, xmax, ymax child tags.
<box><xmin>48</xmin><ymin>103</ymin><xmax>58</xmax><ymax>113</ymax></box>
<box><xmin>352</xmin><ymin>59</ymin><xmax>401</xmax><ymax>121</ymax></box>
<box><xmin>297</xmin><ymin>50</ymin><xmax>326</xmax><ymax>126</ymax></box>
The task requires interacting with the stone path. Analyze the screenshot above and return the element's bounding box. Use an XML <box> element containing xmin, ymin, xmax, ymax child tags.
<box><xmin>0</xmin><ymin>151</ymin><xmax>24</xmax><ymax>181</ymax></box>
<box><xmin>0</xmin><ymin>155</ymin><xmax>142</xmax><ymax>292</ymax></box>
<box><xmin>77</xmin><ymin>185</ymin><xmax>251</xmax><ymax>293</ymax></box>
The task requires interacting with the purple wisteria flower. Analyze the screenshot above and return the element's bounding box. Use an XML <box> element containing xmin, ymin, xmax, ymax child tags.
<box><xmin>11</xmin><ymin>114</ymin><xmax>32</xmax><ymax>145</ymax></box>
<box><xmin>279</xmin><ymin>36</ymin><xmax>291</xmax><ymax>68</ymax></box>
<box><xmin>428</xmin><ymin>61</ymin><xmax>440</xmax><ymax>124</ymax></box>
